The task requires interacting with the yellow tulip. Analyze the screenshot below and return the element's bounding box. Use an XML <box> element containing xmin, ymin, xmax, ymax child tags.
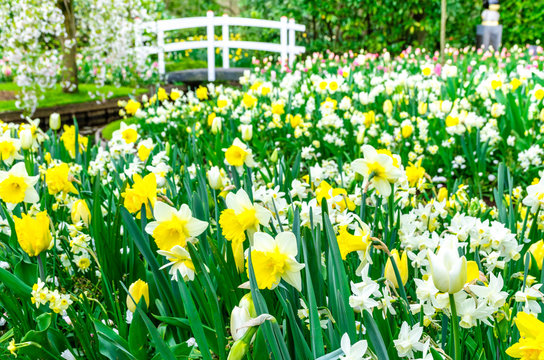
<box><xmin>384</xmin><ymin>249</ymin><xmax>408</xmax><ymax>288</ymax></box>
<box><xmin>529</xmin><ymin>240</ymin><xmax>544</xmax><ymax>270</ymax></box>
<box><xmin>127</xmin><ymin>279</ymin><xmax>150</xmax><ymax>312</ymax></box>
<box><xmin>14</xmin><ymin>211</ymin><xmax>51</xmax><ymax>257</ymax></box>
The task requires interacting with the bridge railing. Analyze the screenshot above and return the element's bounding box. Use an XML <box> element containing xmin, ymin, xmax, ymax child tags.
<box><xmin>135</xmin><ymin>11</ymin><xmax>306</xmax><ymax>81</ymax></box>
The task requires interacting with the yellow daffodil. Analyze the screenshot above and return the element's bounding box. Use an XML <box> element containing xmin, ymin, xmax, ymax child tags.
<box><xmin>0</xmin><ymin>132</ymin><xmax>22</xmax><ymax>165</ymax></box>
<box><xmin>224</xmin><ymin>138</ymin><xmax>256</xmax><ymax>169</ymax></box>
<box><xmin>384</xmin><ymin>249</ymin><xmax>408</xmax><ymax>288</ymax></box>
<box><xmin>170</xmin><ymin>89</ymin><xmax>181</xmax><ymax>101</ymax></box>
<box><xmin>352</xmin><ymin>145</ymin><xmax>402</xmax><ymax>197</ymax></box>
<box><xmin>127</xmin><ymin>279</ymin><xmax>149</xmax><ymax>312</ymax></box>
<box><xmin>145</xmin><ymin>201</ymin><xmax>208</xmax><ymax>251</ymax></box>
<box><xmin>336</xmin><ymin>223</ymin><xmax>370</xmax><ymax>260</ymax></box>
<box><xmin>125</xmin><ymin>99</ymin><xmax>141</xmax><ymax>116</ymax></box>
<box><xmin>271</xmin><ymin>101</ymin><xmax>285</xmax><ymax>115</ymax></box>
<box><xmin>315</xmin><ymin>181</ymin><xmax>355</xmax><ymax>211</ymax></box>
<box><xmin>248</xmin><ymin>231</ymin><xmax>304</xmax><ymax>291</ymax></box>
<box><xmin>60</xmin><ymin>125</ymin><xmax>88</xmax><ymax>158</ymax></box>
<box><xmin>157</xmin><ymin>87</ymin><xmax>168</xmax><ymax>101</ymax></box>
<box><xmin>196</xmin><ymin>86</ymin><xmax>208</xmax><ymax>100</ymax></box>
<box><xmin>219</xmin><ymin>189</ymin><xmax>271</xmax><ymax>272</ymax></box>
<box><xmin>71</xmin><ymin>199</ymin><xmax>91</xmax><ymax>226</ymax></box>
<box><xmin>506</xmin><ymin>312</ymin><xmax>544</xmax><ymax>359</ymax></box>
<box><xmin>405</xmin><ymin>161</ymin><xmax>426</xmax><ymax>187</ymax></box>
<box><xmin>0</xmin><ymin>162</ymin><xmax>39</xmax><ymax>207</ymax></box>
<box><xmin>14</xmin><ymin>211</ymin><xmax>51</xmax><ymax>257</ymax></box>
<box><xmin>8</xmin><ymin>339</ymin><xmax>17</xmax><ymax>356</ymax></box>
<box><xmin>242</xmin><ymin>93</ymin><xmax>257</xmax><ymax>108</ymax></box>
<box><xmin>45</xmin><ymin>163</ymin><xmax>78</xmax><ymax>195</ymax></box>
<box><xmin>122</xmin><ymin>173</ymin><xmax>157</xmax><ymax>218</ymax></box>
<box><xmin>112</xmin><ymin>122</ymin><xmax>139</xmax><ymax>144</ymax></box>
<box><xmin>137</xmin><ymin>139</ymin><xmax>154</xmax><ymax>162</ymax></box>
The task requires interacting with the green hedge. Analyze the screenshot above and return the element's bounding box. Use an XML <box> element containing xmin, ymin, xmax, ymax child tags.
<box><xmin>243</xmin><ymin>0</ymin><xmax>544</xmax><ymax>53</ymax></box>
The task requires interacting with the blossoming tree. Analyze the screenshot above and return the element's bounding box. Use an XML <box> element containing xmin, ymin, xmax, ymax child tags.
<box><xmin>0</xmin><ymin>0</ymin><xmax>161</xmax><ymax>113</ymax></box>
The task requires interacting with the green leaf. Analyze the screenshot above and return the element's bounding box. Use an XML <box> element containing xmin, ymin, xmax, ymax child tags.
<box><xmin>0</xmin><ymin>267</ymin><xmax>32</xmax><ymax>297</ymax></box>
<box><xmin>177</xmin><ymin>277</ymin><xmax>213</xmax><ymax>360</ymax></box>
<box><xmin>363</xmin><ymin>310</ymin><xmax>390</xmax><ymax>360</ymax></box>
<box><xmin>134</xmin><ymin>307</ymin><xmax>177</xmax><ymax>360</ymax></box>
<box><xmin>94</xmin><ymin>320</ymin><xmax>136</xmax><ymax>360</ymax></box>
<box><xmin>128</xmin><ymin>304</ymin><xmax>149</xmax><ymax>360</ymax></box>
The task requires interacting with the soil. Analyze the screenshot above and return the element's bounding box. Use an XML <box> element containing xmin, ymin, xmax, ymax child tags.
<box><xmin>0</xmin><ymin>90</ymin><xmax>16</xmax><ymax>101</ymax></box>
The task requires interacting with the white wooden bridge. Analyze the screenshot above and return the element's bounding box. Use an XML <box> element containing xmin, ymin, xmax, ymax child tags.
<box><xmin>136</xmin><ymin>11</ymin><xmax>306</xmax><ymax>82</ymax></box>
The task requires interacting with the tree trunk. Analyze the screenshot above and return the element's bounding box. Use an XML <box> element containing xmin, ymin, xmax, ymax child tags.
<box><xmin>58</xmin><ymin>0</ymin><xmax>78</xmax><ymax>93</ymax></box>
<box><xmin>440</xmin><ymin>0</ymin><xmax>447</xmax><ymax>64</ymax></box>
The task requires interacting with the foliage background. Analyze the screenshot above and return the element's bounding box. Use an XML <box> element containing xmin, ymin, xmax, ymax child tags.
<box><xmin>166</xmin><ymin>0</ymin><xmax>544</xmax><ymax>53</ymax></box>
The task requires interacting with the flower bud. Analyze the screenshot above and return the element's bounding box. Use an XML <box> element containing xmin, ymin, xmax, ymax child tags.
<box><xmin>270</xmin><ymin>149</ymin><xmax>279</xmax><ymax>163</ymax></box>
<box><xmin>356</xmin><ymin>129</ymin><xmax>365</xmax><ymax>145</ymax></box>
<box><xmin>384</xmin><ymin>249</ymin><xmax>408</xmax><ymax>288</ymax></box>
<box><xmin>383</xmin><ymin>99</ymin><xmax>393</xmax><ymax>115</ymax></box>
<box><xmin>127</xmin><ymin>279</ymin><xmax>149</xmax><ymax>313</ymax></box>
<box><xmin>437</xmin><ymin>187</ymin><xmax>448</xmax><ymax>202</ymax></box>
<box><xmin>241</xmin><ymin>124</ymin><xmax>253</xmax><ymax>141</ymax></box>
<box><xmin>20</xmin><ymin>129</ymin><xmax>33</xmax><ymax>150</ymax></box>
<box><xmin>49</xmin><ymin>113</ymin><xmax>61</xmax><ymax>131</ymax></box>
<box><xmin>418</xmin><ymin>102</ymin><xmax>428</xmax><ymax>115</ymax></box>
<box><xmin>401</xmin><ymin>124</ymin><xmax>413</xmax><ymax>138</ymax></box>
<box><xmin>71</xmin><ymin>199</ymin><xmax>91</xmax><ymax>226</ymax></box>
<box><xmin>428</xmin><ymin>238</ymin><xmax>467</xmax><ymax>294</ymax></box>
<box><xmin>207</xmin><ymin>166</ymin><xmax>224</xmax><ymax>190</ymax></box>
<box><xmin>211</xmin><ymin>116</ymin><xmax>223</xmax><ymax>134</ymax></box>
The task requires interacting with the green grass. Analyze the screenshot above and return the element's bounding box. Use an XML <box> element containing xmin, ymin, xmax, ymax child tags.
<box><xmin>101</xmin><ymin>117</ymin><xmax>137</xmax><ymax>140</ymax></box>
<box><xmin>165</xmin><ymin>58</ymin><xmax>208</xmax><ymax>72</ymax></box>
<box><xmin>0</xmin><ymin>83</ymin><xmax>148</xmax><ymax>113</ymax></box>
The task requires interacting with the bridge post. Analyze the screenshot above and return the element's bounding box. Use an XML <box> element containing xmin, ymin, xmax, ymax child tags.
<box><xmin>288</xmin><ymin>18</ymin><xmax>296</xmax><ymax>68</ymax></box>
<box><xmin>207</xmin><ymin>11</ymin><xmax>216</xmax><ymax>81</ymax></box>
<box><xmin>222</xmin><ymin>14</ymin><xmax>230</xmax><ymax>69</ymax></box>
<box><xmin>280</xmin><ymin>16</ymin><xmax>288</xmax><ymax>68</ymax></box>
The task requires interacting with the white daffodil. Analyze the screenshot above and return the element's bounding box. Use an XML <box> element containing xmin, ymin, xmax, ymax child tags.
<box><xmin>394</xmin><ymin>322</ymin><xmax>425</xmax><ymax>358</ymax></box>
<box><xmin>145</xmin><ymin>201</ymin><xmax>208</xmax><ymax>252</ymax></box>
<box><xmin>0</xmin><ymin>162</ymin><xmax>39</xmax><ymax>208</ymax></box>
<box><xmin>522</xmin><ymin>177</ymin><xmax>544</xmax><ymax>213</ymax></box>
<box><xmin>340</xmin><ymin>333</ymin><xmax>369</xmax><ymax>360</ymax></box>
<box><xmin>230</xmin><ymin>294</ymin><xmax>256</xmax><ymax>341</ymax></box>
<box><xmin>250</xmin><ymin>231</ymin><xmax>305</xmax><ymax>291</ymax></box>
<box><xmin>157</xmin><ymin>245</ymin><xmax>196</xmax><ymax>281</ymax></box>
<box><xmin>352</xmin><ymin>145</ymin><xmax>402</xmax><ymax>197</ymax></box>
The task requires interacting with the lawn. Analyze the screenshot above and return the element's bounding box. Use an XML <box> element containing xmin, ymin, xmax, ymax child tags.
<box><xmin>0</xmin><ymin>82</ymin><xmax>148</xmax><ymax>113</ymax></box>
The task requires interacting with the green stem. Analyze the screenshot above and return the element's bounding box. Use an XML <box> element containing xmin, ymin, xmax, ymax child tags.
<box><xmin>449</xmin><ymin>293</ymin><xmax>461</xmax><ymax>360</ymax></box>
<box><xmin>37</xmin><ymin>255</ymin><xmax>46</xmax><ymax>281</ymax></box>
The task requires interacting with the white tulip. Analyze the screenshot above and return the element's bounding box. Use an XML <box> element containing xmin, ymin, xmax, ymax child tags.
<box><xmin>240</xmin><ymin>124</ymin><xmax>253</xmax><ymax>141</ymax></box>
<box><xmin>207</xmin><ymin>166</ymin><xmax>224</xmax><ymax>190</ymax></box>
<box><xmin>428</xmin><ymin>237</ymin><xmax>467</xmax><ymax>294</ymax></box>
<box><xmin>49</xmin><ymin>112</ymin><xmax>61</xmax><ymax>130</ymax></box>
<box><xmin>19</xmin><ymin>129</ymin><xmax>33</xmax><ymax>150</ymax></box>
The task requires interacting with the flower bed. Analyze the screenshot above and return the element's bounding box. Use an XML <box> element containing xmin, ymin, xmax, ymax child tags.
<box><xmin>1</xmin><ymin>46</ymin><xmax>544</xmax><ymax>359</ymax></box>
